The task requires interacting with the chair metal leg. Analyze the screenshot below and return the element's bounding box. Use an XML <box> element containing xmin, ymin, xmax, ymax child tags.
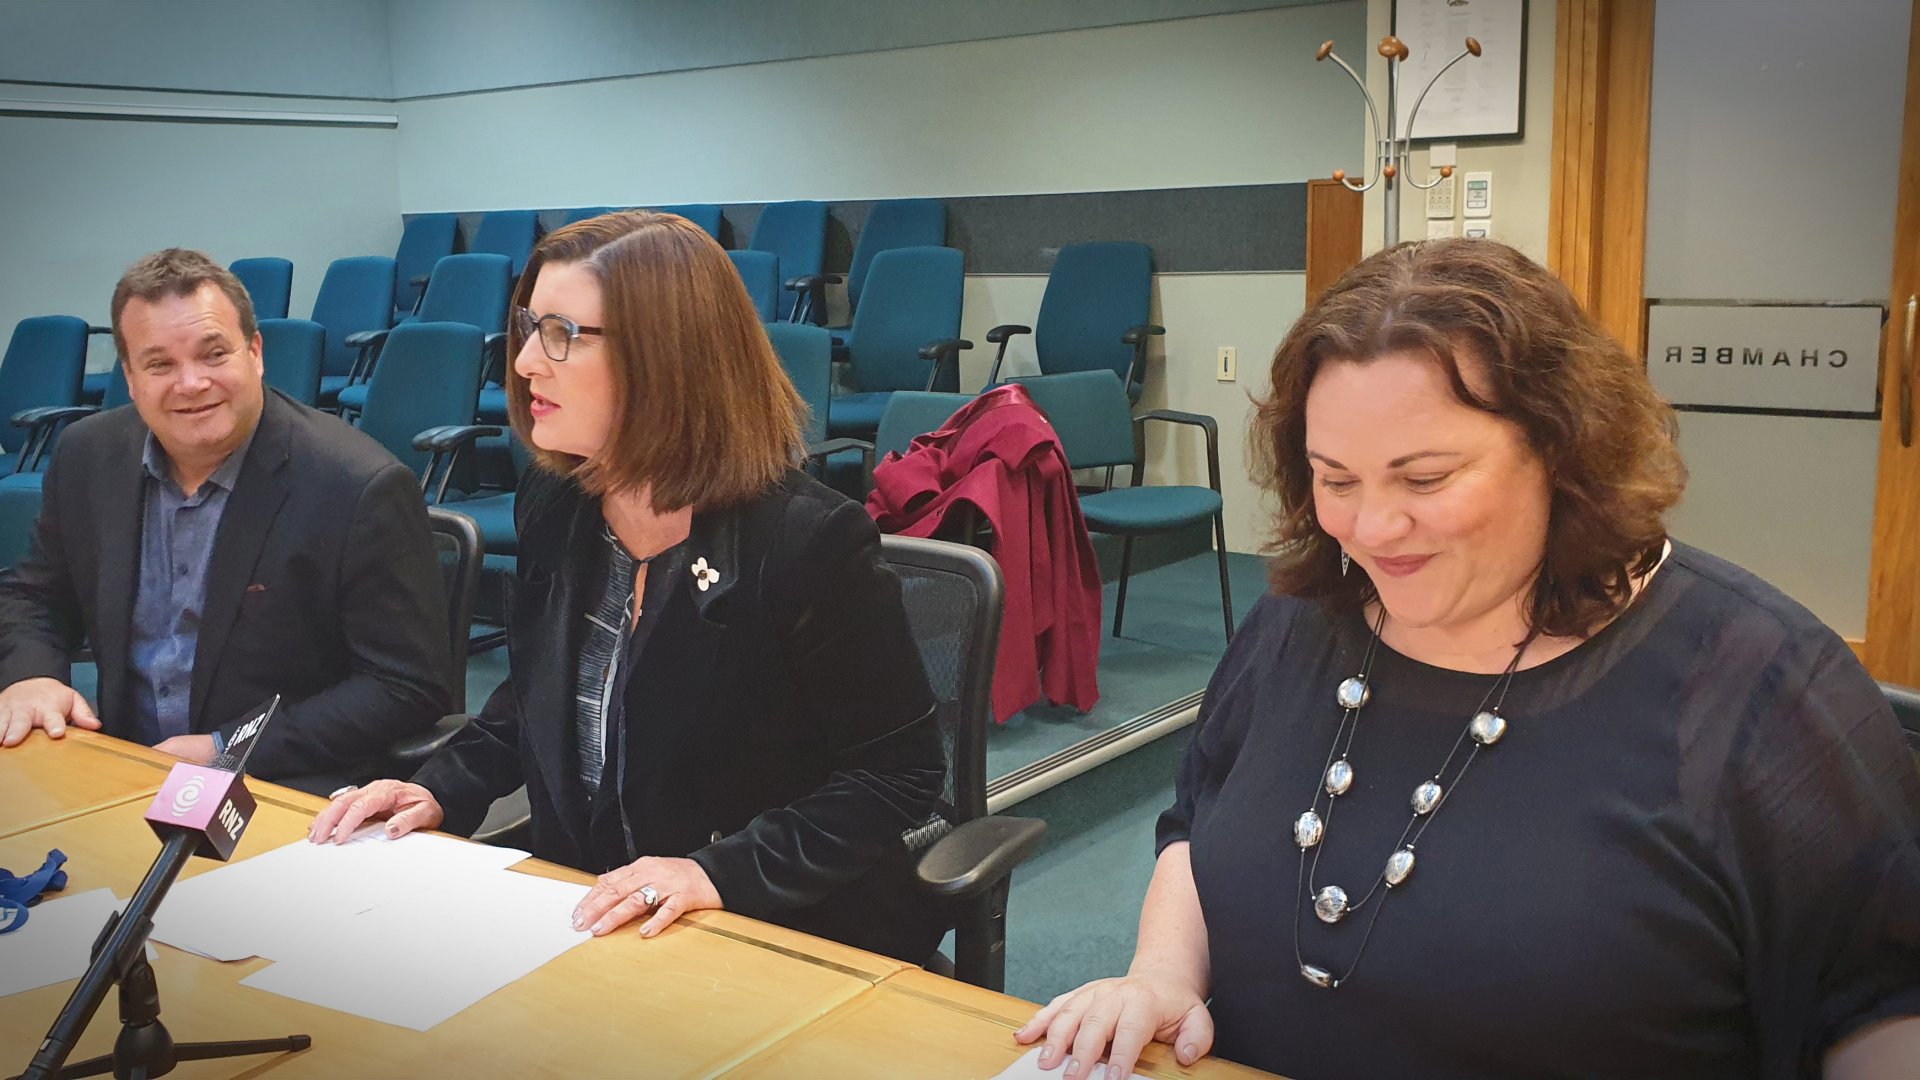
<box><xmin>953</xmin><ymin>878</ymin><xmax>1012</xmax><ymax>993</ymax></box>
<box><xmin>1112</xmin><ymin>536</ymin><xmax>1135</xmax><ymax>638</ymax></box>
<box><xmin>1214</xmin><ymin>513</ymin><xmax>1234</xmax><ymax>642</ymax></box>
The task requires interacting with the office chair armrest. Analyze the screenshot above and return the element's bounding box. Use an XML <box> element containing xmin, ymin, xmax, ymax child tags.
<box><xmin>1134</xmin><ymin>410</ymin><xmax>1222</xmax><ymax>492</ymax></box>
<box><xmin>1120</xmin><ymin>324</ymin><xmax>1166</xmax><ymax>392</ymax></box>
<box><xmin>916</xmin><ymin>815</ymin><xmax>1048</xmax><ymax>901</ymax></box>
<box><xmin>409</xmin><ymin>273</ymin><xmax>430</xmax><ymax>288</ymax></box>
<box><xmin>416</xmin><ymin>425</ymin><xmax>505</xmax><ymax>503</ymax></box>
<box><xmin>983</xmin><ymin>324</ymin><xmax>1033</xmax><ymax>386</ymax></box>
<box><xmin>11</xmin><ymin>405</ymin><xmax>99</xmax><ymax>429</ymax></box>
<box><xmin>784</xmin><ymin>274</ymin><xmax>843</xmax><ymax>292</ymax></box>
<box><xmin>807</xmin><ymin>437</ymin><xmax>873</xmax><ymax>460</ymax></box>
<box><xmin>1881</xmin><ymin>681</ymin><xmax>1920</xmax><ymax>736</ymax></box>
<box><xmin>344</xmin><ymin>328</ymin><xmax>392</xmax><ymax>385</ymax></box>
<box><xmin>385</xmin><ymin>712</ymin><xmax>470</xmax><ymax>776</ymax></box>
<box><xmin>10</xmin><ymin>406</ymin><xmax>100</xmax><ymax>471</ymax></box>
<box><xmin>1120</xmin><ymin>323</ymin><xmax>1166</xmax><ymax>346</ymax></box>
<box><xmin>918</xmin><ymin>338</ymin><xmax>974</xmax><ymax>390</ymax></box>
<box><xmin>88</xmin><ymin>325</ymin><xmax>112</xmax><ymax>336</ymax></box>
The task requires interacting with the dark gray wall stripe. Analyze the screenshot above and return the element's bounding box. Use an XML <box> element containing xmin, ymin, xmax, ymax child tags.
<box><xmin>434</xmin><ymin>183</ymin><xmax>1310</xmax><ymax>276</ymax></box>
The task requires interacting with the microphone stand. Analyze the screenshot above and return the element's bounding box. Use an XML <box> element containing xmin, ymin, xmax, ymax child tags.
<box><xmin>14</xmin><ymin>828</ymin><xmax>309</xmax><ymax>1080</ymax></box>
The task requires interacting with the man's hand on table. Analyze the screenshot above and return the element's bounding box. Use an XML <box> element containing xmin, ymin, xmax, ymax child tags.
<box><xmin>0</xmin><ymin>677</ymin><xmax>101</xmax><ymax>747</ymax></box>
<box><xmin>153</xmin><ymin>733</ymin><xmax>217</xmax><ymax>764</ymax></box>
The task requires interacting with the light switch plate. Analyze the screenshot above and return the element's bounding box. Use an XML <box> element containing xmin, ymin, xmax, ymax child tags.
<box><xmin>1426</xmin><ymin>171</ymin><xmax>1456</xmax><ymax>219</ymax></box>
<box><xmin>1463</xmin><ymin>219</ymin><xmax>1493</xmax><ymax>239</ymax></box>
<box><xmin>1463</xmin><ymin>171</ymin><xmax>1493</xmax><ymax>218</ymax></box>
<box><xmin>1427</xmin><ymin>218</ymin><xmax>1458</xmax><ymax>239</ymax></box>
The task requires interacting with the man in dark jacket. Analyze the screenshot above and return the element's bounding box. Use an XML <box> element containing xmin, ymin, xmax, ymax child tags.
<box><xmin>0</xmin><ymin>248</ymin><xmax>450</xmax><ymax>789</ymax></box>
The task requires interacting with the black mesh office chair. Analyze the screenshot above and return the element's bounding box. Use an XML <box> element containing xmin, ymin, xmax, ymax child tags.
<box><xmin>378</xmin><ymin>507</ymin><xmax>482</xmax><ymax>779</ymax></box>
<box><xmin>1883</xmin><ymin>681</ymin><xmax>1920</xmax><ymax>758</ymax></box>
<box><xmin>885</xmin><ymin>533</ymin><xmax>1048</xmax><ymax>991</ymax></box>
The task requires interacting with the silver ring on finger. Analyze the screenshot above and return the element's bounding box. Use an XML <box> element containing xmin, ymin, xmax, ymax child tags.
<box><xmin>329</xmin><ymin>785</ymin><xmax>356</xmax><ymax>799</ymax></box>
<box><xmin>638</xmin><ymin>885</ymin><xmax>659</xmax><ymax>907</ymax></box>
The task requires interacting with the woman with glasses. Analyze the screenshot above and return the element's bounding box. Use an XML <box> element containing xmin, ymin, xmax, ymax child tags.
<box><xmin>307</xmin><ymin>211</ymin><xmax>949</xmax><ymax>963</ymax></box>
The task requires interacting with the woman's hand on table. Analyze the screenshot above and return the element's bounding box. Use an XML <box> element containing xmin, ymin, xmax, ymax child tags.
<box><xmin>571</xmin><ymin>856</ymin><xmax>722</xmax><ymax>938</ymax></box>
<box><xmin>308</xmin><ymin>779</ymin><xmax>446</xmax><ymax>844</ymax></box>
<box><xmin>1015</xmin><ymin>972</ymin><xmax>1214</xmax><ymax>1080</ymax></box>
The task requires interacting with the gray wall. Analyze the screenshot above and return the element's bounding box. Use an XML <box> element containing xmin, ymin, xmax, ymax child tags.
<box><xmin>0</xmin><ymin>87</ymin><xmax>400</xmax><ymax>367</ymax></box>
<box><xmin>0</xmin><ymin>0</ymin><xmax>392</xmax><ymax>98</ymax></box>
<box><xmin>385</xmin><ymin>0</ymin><xmax>1319</xmax><ymax>98</ymax></box>
<box><xmin>1645</xmin><ymin>0</ymin><xmax>1910</xmax><ymax>637</ymax></box>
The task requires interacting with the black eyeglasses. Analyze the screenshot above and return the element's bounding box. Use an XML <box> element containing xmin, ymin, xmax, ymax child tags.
<box><xmin>512</xmin><ymin>306</ymin><xmax>604</xmax><ymax>362</ymax></box>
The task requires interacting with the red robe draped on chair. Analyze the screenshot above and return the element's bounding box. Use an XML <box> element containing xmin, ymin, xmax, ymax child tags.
<box><xmin>866</xmin><ymin>384</ymin><xmax>1102</xmax><ymax>722</ymax></box>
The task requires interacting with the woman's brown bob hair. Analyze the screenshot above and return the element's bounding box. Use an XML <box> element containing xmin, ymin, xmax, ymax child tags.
<box><xmin>1252</xmin><ymin>238</ymin><xmax>1687</xmax><ymax>639</ymax></box>
<box><xmin>507</xmin><ymin>210</ymin><xmax>804</xmax><ymax>511</ymax></box>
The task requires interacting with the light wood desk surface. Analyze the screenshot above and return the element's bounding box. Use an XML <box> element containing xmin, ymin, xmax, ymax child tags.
<box><xmin>0</xmin><ymin>731</ymin><xmax>170</xmax><ymax>839</ymax></box>
<box><xmin>0</xmin><ymin>733</ymin><xmax>1272</xmax><ymax>1079</ymax></box>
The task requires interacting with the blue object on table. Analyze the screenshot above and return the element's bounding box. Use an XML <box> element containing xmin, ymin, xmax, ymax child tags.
<box><xmin>0</xmin><ymin>848</ymin><xmax>69</xmax><ymax>933</ymax></box>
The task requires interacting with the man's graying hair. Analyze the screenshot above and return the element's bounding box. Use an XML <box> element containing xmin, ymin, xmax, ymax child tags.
<box><xmin>110</xmin><ymin>248</ymin><xmax>258</xmax><ymax>360</ymax></box>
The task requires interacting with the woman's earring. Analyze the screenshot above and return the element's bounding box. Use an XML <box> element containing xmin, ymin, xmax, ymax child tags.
<box><xmin>1340</xmin><ymin>550</ymin><xmax>1350</xmax><ymax>577</ymax></box>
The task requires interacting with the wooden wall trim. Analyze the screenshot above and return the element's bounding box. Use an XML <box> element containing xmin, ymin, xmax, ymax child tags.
<box><xmin>1864</xmin><ymin>1</ymin><xmax>1920</xmax><ymax>686</ymax></box>
<box><xmin>1548</xmin><ymin>0</ymin><xmax>1654</xmax><ymax>354</ymax></box>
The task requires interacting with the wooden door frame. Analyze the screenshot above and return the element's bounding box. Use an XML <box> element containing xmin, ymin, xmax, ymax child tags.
<box><xmin>1865</xmin><ymin>2</ymin><xmax>1920</xmax><ymax>685</ymax></box>
<box><xmin>1550</xmin><ymin>0</ymin><xmax>1920</xmax><ymax>681</ymax></box>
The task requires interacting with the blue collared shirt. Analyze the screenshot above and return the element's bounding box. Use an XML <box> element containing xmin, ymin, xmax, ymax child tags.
<box><xmin>127</xmin><ymin>430</ymin><xmax>255</xmax><ymax>744</ymax></box>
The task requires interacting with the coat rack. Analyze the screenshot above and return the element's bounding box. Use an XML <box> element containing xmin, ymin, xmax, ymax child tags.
<box><xmin>1315</xmin><ymin>34</ymin><xmax>1483</xmax><ymax>246</ymax></box>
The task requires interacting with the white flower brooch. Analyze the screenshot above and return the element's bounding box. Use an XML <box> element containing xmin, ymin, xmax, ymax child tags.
<box><xmin>691</xmin><ymin>557</ymin><xmax>720</xmax><ymax>592</ymax></box>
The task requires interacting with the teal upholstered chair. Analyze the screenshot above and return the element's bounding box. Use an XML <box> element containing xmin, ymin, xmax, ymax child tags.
<box><xmin>825</xmin><ymin>247</ymin><xmax>970</xmax><ymax>441</ymax></box>
<box><xmin>1</xmin><ymin>315</ymin><xmax>89</xmax><ymax>474</ymax></box>
<box><xmin>339</xmin><ymin>253</ymin><xmax>510</xmax><ymax>416</ymax></box>
<box><xmin>312</xmin><ymin>256</ymin><xmax>397</xmax><ymax>409</ymax></box>
<box><xmin>651</xmin><ymin>203</ymin><xmax>723</xmax><ymax>239</ymax></box>
<box><xmin>1011</xmin><ymin>370</ymin><xmax>1231</xmax><ymax>641</ymax></box>
<box><xmin>749</xmin><ymin>200</ymin><xmax>828</xmax><ymax>323</ymax></box>
<box><xmin>258</xmin><ymin>319</ymin><xmax>324</xmax><ymax>407</ymax></box>
<box><xmin>228</xmin><ymin>257</ymin><xmax>292</xmax><ymax>320</ymax></box>
<box><xmin>355</xmin><ymin>321</ymin><xmax>485</xmax><ymax>479</ymax></box>
<box><xmin>986</xmin><ymin>242</ymin><xmax>1162</xmax><ymax>404</ymax></box>
<box><xmin>819</xmin><ymin>198</ymin><xmax>947</xmax><ymax>332</ymax></box>
<box><xmin>730</xmin><ymin>250</ymin><xmax>782</xmax><ymax>323</ymax></box>
<box><xmin>393</xmin><ymin>212</ymin><xmax>459</xmax><ymax>320</ymax></box>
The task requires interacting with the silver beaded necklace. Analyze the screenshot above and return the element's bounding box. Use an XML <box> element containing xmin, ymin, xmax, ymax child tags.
<box><xmin>1291</xmin><ymin>605</ymin><xmax>1538</xmax><ymax>990</ymax></box>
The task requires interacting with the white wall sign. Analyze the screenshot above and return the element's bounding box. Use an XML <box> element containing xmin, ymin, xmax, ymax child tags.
<box><xmin>1645</xmin><ymin>303</ymin><xmax>1884</xmax><ymax>417</ymax></box>
<box><xmin>1394</xmin><ymin>0</ymin><xmax>1525</xmax><ymax>140</ymax></box>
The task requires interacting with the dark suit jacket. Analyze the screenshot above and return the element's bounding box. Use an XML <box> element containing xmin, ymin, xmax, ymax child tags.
<box><xmin>412</xmin><ymin>467</ymin><xmax>948</xmax><ymax>962</ymax></box>
<box><xmin>0</xmin><ymin>391</ymin><xmax>452</xmax><ymax>782</ymax></box>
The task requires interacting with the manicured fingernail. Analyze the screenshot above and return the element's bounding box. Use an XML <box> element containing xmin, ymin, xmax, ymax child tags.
<box><xmin>571</xmin><ymin>913</ymin><xmax>583</xmax><ymax>929</ymax></box>
<box><xmin>1064</xmin><ymin>1058</ymin><xmax>1079</xmax><ymax>1078</ymax></box>
<box><xmin>1038</xmin><ymin>1047</ymin><xmax>1055</xmax><ymax>1066</ymax></box>
<box><xmin>1179</xmin><ymin>1044</ymin><xmax>1196</xmax><ymax>1063</ymax></box>
<box><xmin>386</xmin><ymin>824</ymin><xmax>400</xmax><ymax>837</ymax></box>
<box><xmin>590</xmin><ymin>921</ymin><xmax>606</xmax><ymax>935</ymax></box>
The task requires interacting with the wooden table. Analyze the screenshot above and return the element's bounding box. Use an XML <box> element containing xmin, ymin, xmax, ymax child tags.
<box><xmin>0</xmin><ymin>733</ymin><xmax>1272</xmax><ymax>1079</ymax></box>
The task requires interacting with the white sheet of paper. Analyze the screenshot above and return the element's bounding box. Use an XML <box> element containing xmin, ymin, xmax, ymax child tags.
<box><xmin>0</xmin><ymin>890</ymin><xmax>155</xmax><ymax>999</ymax></box>
<box><xmin>239</xmin><ymin>870</ymin><xmax>590</xmax><ymax>1031</ymax></box>
<box><xmin>993</xmin><ymin>1048</ymin><xmax>1116</xmax><ymax>1080</ymax></box>
<box><xmin>152</xmin><ymin>829</ymin><xmax>529</xmax><ymax>962</ymax></box>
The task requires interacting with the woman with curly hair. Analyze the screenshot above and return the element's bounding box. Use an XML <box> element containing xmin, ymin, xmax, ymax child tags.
<box><xmin>1019</xmin><ymin>239</ymin><xmax>1920</xmax><ymax>1078</ymax></box>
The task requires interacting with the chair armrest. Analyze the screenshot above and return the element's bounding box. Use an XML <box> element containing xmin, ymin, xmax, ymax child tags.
<box><xmin>343</xmin><ymin>328</ymin><xmax>391</xmax><ymax>386</ymax></box>
<box><xmin>87</xmin><ymin>325</ymin><xmax>113</xmax><ymax>339</ymax></box>
<box><xmin>984</xmin><ymin>325</ymin><xmax>1033</xmax><ymax>386</ymax></box>
<box><xmin>481</xmin><ymin>332</ymin><xmax>510</xmax><ymax>386</ymax></box>
<box><xmin>917</xmin><ymin>338</ymin><xmax>974</xmax><ymax>390</ymax></box>
<box><xmin>11</xmin><ymin>405</ymin><xmax>99</xmax><ymax>429</ymax></box>
<box><xmin>784</xmin><ymin>274</ymin><xmax>843</xmax><ymax>292</ymax></box>
<box><xmin>386</xmin><ymin>713</ymin><xmax>469</xmax><ymax>777</ymax></box>
<box><xmin>915</xmin><ymin>815</ymin><xmax>1048</xmax><ymax>901</ymax></box>
<box><xmin>807</xmin><ymin>437</ymin><xmax>874</xmax><ymax>460</ymax></box>
<box><xmin>344</xmin><ymin>329</ymin><xmax>388</xmax><ymax>350</ymax></box>
<box><xmin>415</xmin><ymin>425</ymin><xmax>505</xmax><ymax>502</ymax></box>
<box><xmin>1120</xmin><ymin>323</ymin><xmax>1167</xmax><ymax>346</ymax></box>
<box><xmin>1135</xmin><ymin>409</ymin><xmax>1222</xmax><ymax>491</ymax></box>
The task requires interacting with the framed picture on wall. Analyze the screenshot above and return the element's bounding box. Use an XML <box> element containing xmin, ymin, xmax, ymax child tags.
<box><xmin>1392</xmin><ymin>0</ymin><xmax>1526</xmax><ymax>140</ymax></box>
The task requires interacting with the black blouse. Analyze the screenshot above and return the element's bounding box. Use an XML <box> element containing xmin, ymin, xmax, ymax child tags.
<box><xmin>1159</xmin><ymin>543</ymin><xmax>1920</xmax><ymax>1078</ymax></box>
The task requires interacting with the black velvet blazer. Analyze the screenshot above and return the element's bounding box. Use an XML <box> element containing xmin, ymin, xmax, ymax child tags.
<box><xmin>413</xmin><ymin>466</ymin><xmax>947</xmax><ymax>961</ymax></box>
